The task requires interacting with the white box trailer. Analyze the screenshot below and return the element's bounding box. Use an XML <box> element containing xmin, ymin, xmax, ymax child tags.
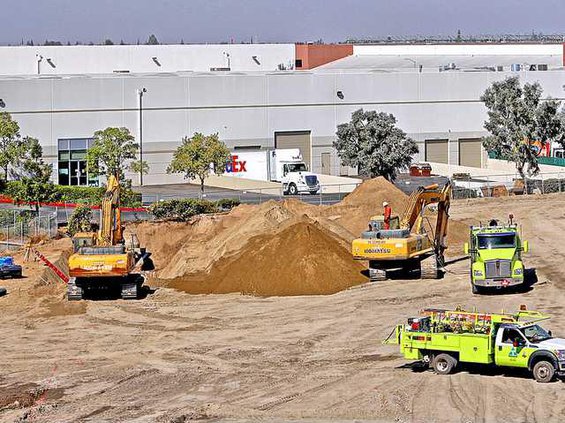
<box><xmin>224</xmin><ymin>148</ymin><xmax>320</xmax><ymax>194</ymax></box>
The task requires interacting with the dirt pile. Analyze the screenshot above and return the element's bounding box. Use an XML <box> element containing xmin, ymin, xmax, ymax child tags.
<box><xmin>321</xmin><ymin>177</ymin><xmax>409</xmax><ymax>235</ymax></box>
<box><xmin>166</xmin><ymin>219</ymin><xmax>367</xmax><ymax>296</ymax></box>
<box><xmin>134</xmin><ymin>201</ymin><xmax>299</xmax><ymax>279</ymax></box>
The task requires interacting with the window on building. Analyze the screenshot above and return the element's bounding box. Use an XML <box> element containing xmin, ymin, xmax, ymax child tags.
<box><xmin>58</xmin><ymin>138</ymin><xmax>98</xmax><ymax>186</ymax></box>
<box><xmin>295</xmin><ymin>59</ymin><xmax>303</xmax><ymax>68</ymax></box>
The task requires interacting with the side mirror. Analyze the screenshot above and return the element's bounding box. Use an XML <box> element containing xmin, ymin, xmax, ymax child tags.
<box><xmin>549</xmin><ymin>330</ymin><xmax>553</xmax><ymax>337</ymax></box>
<box><xmin>464</xmin><ymin>242</ymin><xmax>469</xmax><ymax>255</ymax></box>
<box><xmin>522</xmin><ymin>240</ymin><xmax>529</xmax><ymax>253</ymax></box>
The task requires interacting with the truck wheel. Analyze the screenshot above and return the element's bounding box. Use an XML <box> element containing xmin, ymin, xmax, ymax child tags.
<box><xmin>472</xmin><ymin>284</ymin><xmax>483</xmax><ymax>295</ymax></box>
<box><xmin>533</xmin><ymin>360</ymin><xmax>555</xmax><ymax>383</ymax></box>
<box><xmin>433</xmin><ymin>353</ymin><xmax>457</xmax><ymax>375</ymax></box>
<box><xmin>288</xmin><ymin>183</ymin><xmax>298</xmax><ymax>196</ymax></box>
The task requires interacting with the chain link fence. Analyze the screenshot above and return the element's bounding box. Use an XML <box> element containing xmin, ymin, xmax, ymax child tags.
<box><xmin>0</xmin><ymin>209</ymin><xmax>58</xmax><ymax>252</ymax></box>
<box><xmin>451</xmin><ymin>172</ymin><xmax>565</xmax><ymax>199</ymax></box>
<box><xmin>141</xmin><ymin>182</ymin><xmax>362</xmax><ymax>206</ymax></box>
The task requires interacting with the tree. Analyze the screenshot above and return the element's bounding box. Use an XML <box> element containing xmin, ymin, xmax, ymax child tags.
<box><xmin>86</xmin><ymin>127</ymin><xmax>148</xmax><ymax>182</ymax></box>
<box><xmin>0</xmin><ymin>112</ymin><xmax>21</xmax><ymax>179</ymax></box>
<box><xmin>334</xmin><ymin>108</ymin><xmax>418</xmax><ymax>180</ymax></box>
<box><xmin>147</xmin><ymin>34</ymin><xmax>159</xmax><ymax>45</ymax></box>
<box><xmin>103</xmin><ymin>39</ymin><xmax>114</xmax><ymax>45</ymax></box>
<box><xmin>8</xmin><ymin>148</ymin><xmax>54</xmax><ymax>213</ymax></box>
<box><xmin>68</xmin><ymin>204</ymin><xmax>93</xmax><ymax>236</ymax></box>
<box><xmin>481</xmin><ymin>76</ymin><xmax>564</xmax><ymax>178</ymax></box>
<box><xmin>167</xmin><ymin>133</ymin><xmax>231</xmax><ymax>193</ymax></box>
<box><xmin>10</xmin><ymin>136</ymin><xmax>44</xmax><ymax>180</ymax></box>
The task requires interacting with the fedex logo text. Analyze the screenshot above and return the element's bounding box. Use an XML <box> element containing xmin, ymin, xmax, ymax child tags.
<box><xmin>225</xmin><ymin>155</ymin><xmax>247</xmax><ymax>173</ymax></box>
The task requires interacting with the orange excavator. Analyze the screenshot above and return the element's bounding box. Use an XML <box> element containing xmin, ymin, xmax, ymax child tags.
<box><xmin>352</xmin><ymin>182</ymin><xmax>452</xmax><ymax>281</ymax></box>
<box><xmin>67</xmin><ymin>175</ymin><xmax>150</xmax><ymax>300</ymax></box>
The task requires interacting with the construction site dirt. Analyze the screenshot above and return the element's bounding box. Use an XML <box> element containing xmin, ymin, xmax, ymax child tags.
<box><xmin>1</xmin><ymin>179</ymin><xmax>565</xmax><ymax>422</ymax></box>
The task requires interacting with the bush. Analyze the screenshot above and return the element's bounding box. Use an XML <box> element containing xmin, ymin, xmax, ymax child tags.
<box><xmin>67</xmin><ymin>205</ymin><xmax>93</xmax><ymax>236</ymax></box>
<box><xmin>149</xmin><ymin>198</ymin><xmax>239</xmax><ymax>221</ymax></box>
<box><xmin>215</xmin><ymin>198</ymin><xmax>241</xmax><ymax>211</ymax></box>
<box><xmin>2</xmin><ymin>182</ymin><xmax>142</xmax><ymax>207</ymax></box>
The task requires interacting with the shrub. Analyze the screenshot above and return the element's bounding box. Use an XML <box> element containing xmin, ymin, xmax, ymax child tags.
<box><xmin>2</xmin><ymin>182</ymin><xmax>142</xmax><ymax>207</ymax></box>
<box><xmin>149</xmin><ymin>198</ymin><xmax>238</xmax><ymax>221</ymax></box>
<box><xmin>67</xmin><ymin>205</ymin><xmax>93</xmax><ymax>236</ymax></box>
<box><xmin>215</xmin><ymin>198</ymin><xmax>241</xmax><ymax>211</ymax></box>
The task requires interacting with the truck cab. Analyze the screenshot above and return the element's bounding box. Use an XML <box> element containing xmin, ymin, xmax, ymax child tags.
<box><xmin>279</xmin><ymin>160</ymin><xmax>320</xmax><ymax>196</ymax></box>
<box><xmin>464</xmin><ymin>219</ymin><xmax>528</xmax><ymax>294</ymax></box>
<box><xmin>493</xmin><ymin>322</ymin><xmax>565</xmax><ymax>382</ymax></box>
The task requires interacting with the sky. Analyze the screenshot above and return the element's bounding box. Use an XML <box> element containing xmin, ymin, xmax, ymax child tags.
<box><xmin>2</xmin><ymin>0</ymin><xmax>565</xmax><ymax>45</ymax></box>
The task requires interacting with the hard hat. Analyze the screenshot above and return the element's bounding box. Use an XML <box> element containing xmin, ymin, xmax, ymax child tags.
<box><xmin>383</xmin><ymin>201</ymin><xmax>389</xmax><ymax>207</ymax></box>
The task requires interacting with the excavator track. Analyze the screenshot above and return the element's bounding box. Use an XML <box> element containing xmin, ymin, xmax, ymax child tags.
<box><xmin>420</xmin><ymin>254</ymin><xmax>439</xmax><ymax>279</ymax></box>
<box><xmin>368</xmin><ymin>261</ymin><xmax>387</xmax><ymax>282</ymax></box>
<box><xmin>67</xmin><ymin>277</ymin><xmax>84</xmax><ymax>301</ymax></box>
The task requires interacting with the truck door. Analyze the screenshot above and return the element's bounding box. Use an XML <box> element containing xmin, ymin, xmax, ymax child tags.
<box><xmin>495</xmin><ymin>327</ymin><xmax>530</xmax><ymax>367</ymax></box>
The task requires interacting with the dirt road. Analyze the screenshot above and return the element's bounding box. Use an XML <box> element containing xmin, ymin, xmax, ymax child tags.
<box><xmin>1</xmin><ymin>193</ymin><xmax>565</xmax><ymax>422</ymax></box>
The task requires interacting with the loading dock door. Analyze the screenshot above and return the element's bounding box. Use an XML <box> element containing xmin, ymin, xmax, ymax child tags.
<box><xmin>459</xmin><ymin>138</ymin><xmax>482</xmax><ymax>168</ymax></box>
<box><xmin>425</xmin><ymin>139</ymin><xmax>448</xmax><ymax>164</ymax></box>
<box><xmin>275</xmin><ymin>131</ymin><xmax>312</xmax><ymax>168</ymax></box>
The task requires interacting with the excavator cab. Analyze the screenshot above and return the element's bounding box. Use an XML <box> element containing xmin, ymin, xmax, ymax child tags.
<box><xmin>72</xmin><ymin>232</ymin><xmax>96</xmax><ymax>253</ymax></box>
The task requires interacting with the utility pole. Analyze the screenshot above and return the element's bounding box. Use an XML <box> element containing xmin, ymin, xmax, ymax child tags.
<box><xmin>136</xmin><ymin>87</ymin><xmax>147</xmax><ymax>186</ymax></box>
<box><xmin>36</xmin><ymin>54</ymin><xmax>43</xmax><ymax>74</ymax></box>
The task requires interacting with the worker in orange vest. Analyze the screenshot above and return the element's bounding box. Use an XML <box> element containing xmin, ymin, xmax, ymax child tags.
<box><xmin>383</xmin><ymin>201</ymin><xmax>392</xmax><ymax>230</ymax></box>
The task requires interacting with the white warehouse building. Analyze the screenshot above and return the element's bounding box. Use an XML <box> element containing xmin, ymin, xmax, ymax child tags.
<box><xmin>0</xmin><ymin>42</ymin><xmax>563</xmax><ymax>186</ymax></box>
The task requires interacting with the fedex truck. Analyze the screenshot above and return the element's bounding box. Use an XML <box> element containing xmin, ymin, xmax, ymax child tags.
<box><xmin>225</xmin><ymin>149</ymin><xmax>320</xmax><ymax>195</ymax></box>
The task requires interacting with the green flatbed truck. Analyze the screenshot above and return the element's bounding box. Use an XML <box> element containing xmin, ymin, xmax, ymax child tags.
<box><xmin>464</xmin><ymin>218</ymin><xmax>529</xmax><ymax>294</ymax></box>
<box><xmin>385</xmin><ymin>307</ymin><xmax>565</xmax><ymax>383</ymax></box>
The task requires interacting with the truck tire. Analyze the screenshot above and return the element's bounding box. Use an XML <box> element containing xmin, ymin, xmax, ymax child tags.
<box><xmin>433</xmin><ymin>353</ymin><xmax>457</xmax><ymax>375</ymax></box>
<box><xmin>472</xmin><ymin>283</ymin><xmax>483</xmax><ymax>295</ymax></box>
<box><xmin>533</xmin><ymin>360</ymin><xmax>555</xmax><ymax>383</ymax></box>
<box><xmin>288</xmin><ymin>183</ymin><xmax>298</xmax><ymax>196</ymax></box>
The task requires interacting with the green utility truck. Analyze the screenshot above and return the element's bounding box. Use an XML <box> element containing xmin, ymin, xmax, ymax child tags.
<box><xmin>464</xmin><ymin>218</ymin><xmax>528</xmax><ymax>294</ymax></box>
<box><xmin>385</xmin><ymin>307</ymin><xmax>565</xmax><ymax>383</ymax></box>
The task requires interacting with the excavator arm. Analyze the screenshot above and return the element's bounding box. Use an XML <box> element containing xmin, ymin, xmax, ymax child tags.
<box><xmin>97</xmin><ymin>175</ymin><xmax>123</xmax><ymax>246</ymax></box>
<box><xmin>399</xmin><ymin>182</ymin><xmax>452</xmax><ymax>255</ymax></box>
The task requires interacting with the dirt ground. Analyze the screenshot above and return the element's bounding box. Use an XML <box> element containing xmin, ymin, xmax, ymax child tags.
<box><xmin>2</xmin><ymin>189</ymin><xmax>565</xmax><ymax>422</ymax></box>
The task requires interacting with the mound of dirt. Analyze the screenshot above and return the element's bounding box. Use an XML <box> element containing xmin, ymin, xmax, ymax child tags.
<box><xmin>165</xmin><ymin>220</ymin><xmax>367</xmax><ymax>296</ymax></box>
<box><xmin>134</xmin><ymin>201</ymin><xmax>301</xmax><ymax>279</ymax></box>
<box><xmin>321</xmin><ymin>177</ymin><xmax>409</xmax><ymax>235</ymax></box>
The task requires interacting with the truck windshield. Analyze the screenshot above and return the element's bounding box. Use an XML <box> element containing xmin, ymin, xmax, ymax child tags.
<box><xmin>477</xmin><ymin>233</ymin><xmax>515</xmax><ymax>249</ymax></box>
<box><xmin>522</xmin><ymin>324</ymin><xmax>552</xmax><ymax>343</ymax></box>
<box><xmin>287</xmin><ymin>163</ymin><xmax>307</xmax><ymax>172</ymax></box>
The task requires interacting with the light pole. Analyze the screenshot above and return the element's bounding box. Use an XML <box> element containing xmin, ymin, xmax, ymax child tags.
<box><xmin>36</xmin><ymin>54</ymin><xmax>43</xmax><ymax>74</ymax></box>
<box><xmin>136</xmin><ymin>87</ymin><xmax>147</xmax><ymax>186</ymax></box>
<box><xmin>223</xmin><ymin>51</ymin><xmax>231</xmax><ymax>69</ymax></box>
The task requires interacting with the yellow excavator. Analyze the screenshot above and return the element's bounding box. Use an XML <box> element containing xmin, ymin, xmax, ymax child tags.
<box><xmin>67</xmin><ymin>175</ymin><xmax>150</xmax><ymax>300</ymax></box>
<box><xmin>352</xmin><ymin>182</ymin><xmax>452</xmax><ymax>281</ymax></box>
